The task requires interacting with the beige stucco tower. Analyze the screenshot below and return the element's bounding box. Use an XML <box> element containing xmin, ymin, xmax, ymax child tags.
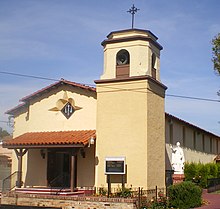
<box><xmin>95</xmin><ymin>29</ymin><xmax>167</xmax><ymax>189</ymax></box>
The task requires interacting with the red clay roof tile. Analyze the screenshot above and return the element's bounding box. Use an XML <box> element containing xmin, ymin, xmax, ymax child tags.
<box><xmin>20</xmin><ymin>79</ymin><xmax>96</xmax><ymax>102</ymax></box>
<box><xmin>3</xmin><ymin>130</ymin><xmax>96</xmax><ymax>148</ymax></box>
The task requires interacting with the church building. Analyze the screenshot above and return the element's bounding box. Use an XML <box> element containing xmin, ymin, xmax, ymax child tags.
<box><xmin>3</xmin><ymin>27</ymin><xmax>220</xmax><ymax>193</ymax></box>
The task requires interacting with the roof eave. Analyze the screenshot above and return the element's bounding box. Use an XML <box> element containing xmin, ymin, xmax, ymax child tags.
<box><xmin>20</xmin><ymin>79</ymin><xmax>96</xmax><ymax>103</ymax></box>
<box><xmin>3</xmin><ymin>143</ymin><xmax>85</xmax><ymax>149</ymax></box>
<box><xmin>5</xmin><ymin>103</ymin><xmax>27</xmax><ymax>115</ymax></box>
<box><xmin>165</xmin><ymin>113</ymin><xmax>220</xmax><ymax>138</ymax></box>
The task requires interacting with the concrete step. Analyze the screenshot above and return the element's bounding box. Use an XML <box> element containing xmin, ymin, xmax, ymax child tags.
<box><xmin>14</xmin><ymin>187</ymin><xmax>91</xmax><ymax>196</ymax></box>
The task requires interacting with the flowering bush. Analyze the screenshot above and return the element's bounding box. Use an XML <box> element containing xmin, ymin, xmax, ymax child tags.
<box><xmin>140</xmin><ymin>191</ymin><xmax>168</xmax><ymax>209</ymax></box>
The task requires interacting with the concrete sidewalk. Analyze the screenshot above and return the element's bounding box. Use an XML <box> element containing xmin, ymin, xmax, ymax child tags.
<box><xmin>195</xmin><ymin>190</ymin><xmax>220</xmax><ymax>209</ymax></box>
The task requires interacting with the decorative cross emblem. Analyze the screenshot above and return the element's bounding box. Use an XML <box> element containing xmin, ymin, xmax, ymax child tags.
<box><xmin>49</xmin><ymin>91</ymin><xmax>82</xmax><ymax>119</ymax></box>
<box><xmin>127</xmin><ymin>4</ymin><xmax>140</xmax><ymax>29</ymax></box>
<box><xmin>61</xmin><ymin>102</ymin><xmax>75</xmax><ymax>119</ymax></box>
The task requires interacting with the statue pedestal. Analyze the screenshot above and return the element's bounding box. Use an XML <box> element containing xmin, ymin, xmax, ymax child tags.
<box><xmin>172</xmin><ymin>174</ymin><xmax>185</xmax><ymax>184</ymax></box>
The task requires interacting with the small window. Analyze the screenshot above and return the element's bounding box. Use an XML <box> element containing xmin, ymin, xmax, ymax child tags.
<box><xmin>61</xmin><ymin>102</ymin><xmax>75</xmax><ymax>119</ymax></box>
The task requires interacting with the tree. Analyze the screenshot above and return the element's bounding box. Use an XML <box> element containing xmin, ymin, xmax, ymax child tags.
<box><xmin>212</xmin><ymin>33</ymin><xmax>220</xmax><ymax>75</ymax></box>
<box><xmin>0</xmin><ymin>127</ymin><xmax>10</xmax><ymax>139</ymax></box>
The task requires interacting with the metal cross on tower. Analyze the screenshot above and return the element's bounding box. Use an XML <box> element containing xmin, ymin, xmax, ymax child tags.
<box><xmin>127</xmin><ymin>4</ymin><xmax>140</xmax><ymax>29</ymax></box>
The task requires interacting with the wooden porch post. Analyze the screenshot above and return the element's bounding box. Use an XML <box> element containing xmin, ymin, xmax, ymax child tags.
<box><xmin>69</xmin><ymin>148</ymin><xmax>80</xmax><ymax>192</ymax></box>
<box><xmin>70</xmin><ymin>154</ymin><xmax>75</xmax><ymax>192</ymax></box>
<box><xmin>15</xmin><ymin>149</ymin><xmax>28</xmax><ymax>188</ymax></box>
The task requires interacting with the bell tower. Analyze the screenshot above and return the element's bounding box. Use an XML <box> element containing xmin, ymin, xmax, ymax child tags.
<box><xmin>101</xmin><ymin>29</ymin><xmax>162</xmax><ymax>80</ymax></box>
<box><xmin>95</xmin><ymin>28</ymin><xmax>167</xmax><ymax>189</ymax></box>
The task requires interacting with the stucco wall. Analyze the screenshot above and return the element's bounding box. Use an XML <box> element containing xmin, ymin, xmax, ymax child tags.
<box><xmin>25</xmin><ymin>149</ymin><xmax>47</xmax><ymax>186</ymax></box>
<box><xmin>13</xmin><ymin>85</ymin><xmax>96</xmax><ymax>137</ymax></box>
<box><xmin>165</xmin><ymin>115</ymin><xmax>220</xmax><ymax>170</ymax></box>
<box><xmin>146</xmin><ymin>80</ymin><xmax>166</xmax><ymax>189</ymax></box>
<box><xmin>96</xmin><ymin>80</ymin><xmax>148</xmax><ymax>188</ymax></box>
<box><xmin>77</xmin><ymin>145</ymin><xmax>96</xmax><ymax>187</ymax></box>
<box><xmin>10</xmin><ymin>85</ymin><xmax>97</xmax><ymax>187</ymax></box>
<box><xmin>166</xmin><ymin>143</ymin><xmax>216</xmax><ymax>170</ymax></box>
<box><xmin>96</xmin><ymin>78</ymin><xmax>166</xmax><ymax>189</ymax></box>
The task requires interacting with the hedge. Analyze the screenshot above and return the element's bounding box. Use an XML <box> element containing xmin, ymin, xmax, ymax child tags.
<box><xmin>184</xmin><ymin>162</ymin><xmax>220</xmax><ymax>188</ymax></box>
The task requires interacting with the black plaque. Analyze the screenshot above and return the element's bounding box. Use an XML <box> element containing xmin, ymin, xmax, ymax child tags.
<box><xmin>105</xmin><ymin>157</ymin><xmax>125</xmax><ymax>174</ymax></box>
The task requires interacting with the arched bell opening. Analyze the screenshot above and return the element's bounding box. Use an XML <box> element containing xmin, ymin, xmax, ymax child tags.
<box><xmin>116</xmin><ymin>49</ymin><xmax>130</xmax><ymax>78</ymax></box>
<box><xmin>151</xmin><ymin>53</ymin><xmax>156</xmax><ymax>79</ymax></box>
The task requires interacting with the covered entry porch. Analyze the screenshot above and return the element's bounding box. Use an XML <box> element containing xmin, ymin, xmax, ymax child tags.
<box><xmin>2</xmin><ymin>130</ymin><xmax>96</xmax><ymax>193</ymax></box>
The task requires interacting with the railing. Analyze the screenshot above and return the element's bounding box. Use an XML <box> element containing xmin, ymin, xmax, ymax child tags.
<box><xmin>136</xmin><ymin>187</ymin><xmax>167</xmax><ymax>208</ymax></box>
<box><xmin>2</xmin><ymin>171</ymin><xmax>19</xmax><ymax>193</ymax></box>
<box><xmin>207</xmin><ymin>178</ymin><xmax>220</xmax><ymax>193</ymax></box>
<box><xmin>165</xmin><ymin>169</ymin><xmax>174</xmax><ymax>187</ymax></box>
<box><xmin>49</xmin><ymin>173</ymin><xmax>70</xmax><ymax>194</ymax></box>
<box><xmin>93</xmin><ymin>186</ymin><xmax>167</xmax><ymax>208</ymax></box>
<box><xmin>1</xmin><ymin>181</ymin><xmax>167</xmax><ymax>208</ymax></box>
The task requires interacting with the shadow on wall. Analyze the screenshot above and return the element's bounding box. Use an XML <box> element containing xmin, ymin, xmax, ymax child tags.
<box><xmin>25</xmin><ymin>150</ymin><xmax>47</xmax><ymax>187</ymax></box>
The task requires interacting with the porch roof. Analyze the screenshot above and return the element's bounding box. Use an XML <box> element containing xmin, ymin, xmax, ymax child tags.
<box><xmin>3</xmin><ymin>130</ymin><xmax>96</xmax><ymax>149</ymax></box>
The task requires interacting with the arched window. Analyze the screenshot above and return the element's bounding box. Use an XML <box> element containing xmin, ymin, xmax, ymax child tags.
<box><xmin>151</xmin><ymin>53</ymin><xmax>156</xmax><ymax>79</ymax></box>
<box><xmin>116</xmin><ymin>49</ymin><xmax>130</xmax><ymax>78</ymax></box>
<box><xmin>116</xmin><ymin>49</ymin><xmax>130</xmax><ymax>65</ymax></box>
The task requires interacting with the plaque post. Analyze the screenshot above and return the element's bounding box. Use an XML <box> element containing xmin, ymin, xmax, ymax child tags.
<box><xmin>107</xmin><ymin>174</ymin><xmax>111</xmax><ymax>197</ymax></box>
<box><xmin>122</xmin><ymin>174</ymin><xmax>125</xmax><ymax>190</ymax></box>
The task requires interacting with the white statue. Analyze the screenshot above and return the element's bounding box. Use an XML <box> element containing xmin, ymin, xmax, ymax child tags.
<box><xmin>171</xmin><ymin>142</ymin><xmax>185</xmax><ymax>174</ymax></box>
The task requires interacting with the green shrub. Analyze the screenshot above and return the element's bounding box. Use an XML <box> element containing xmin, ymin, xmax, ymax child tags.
<box><xmin>184</xmin><ymin>162</ymin><xmax>220</xmax><ymax>188</ymax></box>
<box><xmin>115</xmin><ymin>187</ymin><xmax>132</xmax><ymax>198</ymax></box>
<box><xmin>208</xmin><ymin>163</ymin><xmax>218</xmax><ymax>178</ymax></box>
<box><xmin>98</xmin><ymin>187</ymin><xmax>107</xmax><ymax>196</ymax></box>
<box><xmin>216</xmin><ymin>163</ymin><xmax>220</xmax><ymax>177</ymax></box>
<box><xmin>197</xmin><ymin>163</ymin><xmax>209</xmax><ymax>188</ymax></box>
<box><xmin>168</xmin><ymin>181</ymin><xmax>202</xmax><ymax>209</ymax></box>
<box><xmin>184</xmin><ymin>162</ymin><xmax>197</xmax><ymax>181</ymax></box>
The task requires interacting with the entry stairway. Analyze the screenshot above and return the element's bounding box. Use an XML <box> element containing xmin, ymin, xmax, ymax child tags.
<box><xmin>14</xmin><ymin>187</ymin><xmax>94</xmax><ymax>196</ymax></box>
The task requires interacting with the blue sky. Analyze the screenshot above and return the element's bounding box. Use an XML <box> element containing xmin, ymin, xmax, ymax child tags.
<box><xmin>0</xmin><ymin>0</ymin><xmax>220</xmax><ymax>135</ymax></box>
